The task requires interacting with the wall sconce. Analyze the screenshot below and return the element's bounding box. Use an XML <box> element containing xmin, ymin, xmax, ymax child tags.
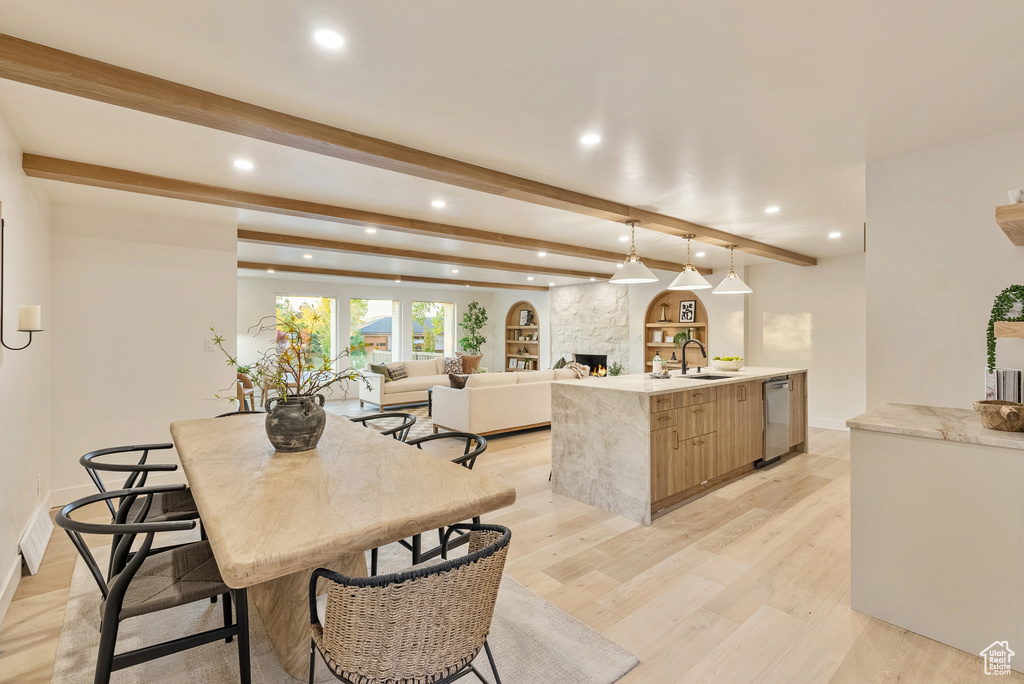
<box><xmin>1</xmin><ymin>216</ymin><xmax>43</xmax><ymax>351</ymax></box>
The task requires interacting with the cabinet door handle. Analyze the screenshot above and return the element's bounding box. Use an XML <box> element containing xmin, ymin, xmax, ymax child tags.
<box><xmin>740</xmin><ymin>384</ymin><xmax>746</xmax><ymax>402</ymax></box>
<box><xmin>693</xmin><ymin>440</ymin><xmax>705</xmax><ymax>446</ymax></box>
<box><xmin>657</xmin><ymin>415</ymin><xmax>671</xmax><ymax>421</ymax></box>
<box><xmin>674</xmin><ymin>431</ymin><xmax>680</xmax><ymax>449</ymax></box>
<box><xmin>693</xmin><ymin>408</ymin><xmax>705</xmax><ymax>414</ymax></box>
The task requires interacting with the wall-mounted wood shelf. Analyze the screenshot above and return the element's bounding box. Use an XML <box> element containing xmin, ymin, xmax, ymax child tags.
<box><xmin>643</xmin><ymin>290</ymin><xmax>709</xmax><ymax>371</ymax></box>
<box><xmin>995</xmin><ymin>321</ymin><xmax>1024</xmax><ymax>339</ymax></box>
<box><xmin>995</xmin><ymin>204</ymin><xmax>1024</xmax><ymax>246</ymax></box>
<box><xmin>506</xmin><ymin>301</ymin><xmax>539</xmax><ymax>371</ymax></box>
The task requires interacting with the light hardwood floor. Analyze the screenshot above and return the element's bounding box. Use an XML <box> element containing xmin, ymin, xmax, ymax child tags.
<box><xmin>0</xmin><ymin>409</ymin><xmax>1014</xmax><ymax>683</ymax></box>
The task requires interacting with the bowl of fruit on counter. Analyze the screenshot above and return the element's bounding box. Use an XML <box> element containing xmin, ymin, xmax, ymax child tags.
<box><xmin>710</xmin><ymin>356</ymin><xmax>744</xmax><ymax>372</ymax></box>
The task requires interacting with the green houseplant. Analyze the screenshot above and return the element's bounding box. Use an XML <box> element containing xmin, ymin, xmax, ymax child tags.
<box><xmin>212</xmin><ymin>316</ymin><xmax>365</xmax><ymax>452</ymax></box>
<box><xmin>458</xmin><ymin>300</ymin><xmax>488</xmax><ymax>355</ymax></box>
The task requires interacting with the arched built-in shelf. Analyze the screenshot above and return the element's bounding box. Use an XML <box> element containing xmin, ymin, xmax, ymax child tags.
<box><xmin>505</xmin><ymin>301</ymin><xmax>539</xmax><ymax>372</ymax></box>
<box><xmin>643</xmin><ymin>290</ymin><xmax>709</xmax><ymax>372</ymax></box>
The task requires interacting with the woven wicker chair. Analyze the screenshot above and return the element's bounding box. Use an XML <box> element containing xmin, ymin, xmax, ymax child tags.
<box><xmin>348</xmin><ymin>412</ymin><xmax>417</xmax><ymax>441</ymax></box>
<box><xmin>370</xmin><ymin>432</ymin><xmax>488</xmax><ymax>576</ymax></box>
<box><xmin>309</xmin><ymin>523</ymin><xmax>510</xmax><ymax>684</ymax></box>
<box><xmin>55</xmin><ymin>485</ymin><xmax>250</xmax><ymax>684</ymax></box>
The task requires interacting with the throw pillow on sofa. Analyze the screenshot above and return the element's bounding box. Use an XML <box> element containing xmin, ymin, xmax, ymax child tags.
<box><xmin>387</xmin><ymin>364</ymin><xmax>408</xmax><ymax>381</ymax></box>
<box><xmin>445</xmin><ymin>356</ymin><xmax>464</xmax><ymax>374</ymax></box>
<box><xmin>368</xmin><ymin>363</ymin><xmax>392</xmax><ymax>382</ymax></box>
<box><xmin>553</xmin><ymin>357</ymin><xmax>567</xmax><ymax>370</ymax></box>
<box><xmin>448</xmin><ymin>372</ymin><xmax>469</xmax><ymax>389</ymax></box>
<box><xmin>457</xmin><ymin>352</ymin><xmax>483</xmax><ymax>373</ymax></box>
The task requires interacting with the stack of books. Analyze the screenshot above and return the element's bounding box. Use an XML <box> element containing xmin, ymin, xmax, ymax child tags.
<box><xmin>985</xmin><ymin>367</ymin><xmax>1023</xmax><ymax>402</ymax></box>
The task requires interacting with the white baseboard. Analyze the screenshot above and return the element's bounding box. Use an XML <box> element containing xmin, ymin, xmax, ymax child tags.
<box><xmin>809</xmin><ymin>417</ymin><xmax>850</xmax><ymax>432</ymax></box>
<box><xmin>0</xmin><ymin>556</ymin><xmax>21</xmax><ymax>628</ymax></box>
<box><xmin>48</xmin><ymin>470</ymin><xmax>188</xmax><ymax>509</ymax></box>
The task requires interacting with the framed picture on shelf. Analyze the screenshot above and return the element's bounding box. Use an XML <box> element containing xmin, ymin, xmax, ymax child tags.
<box><xmin>508</xmin><ymin>358</ymin><xmax>517</xmax><ymax>370</ymax></box>
<box><xmin>679</xmin><ymin>301</ymin><xmax>696</xmax><ymax>323</ymax></box>
<box><xmin>652</xmin><ymin>330</ymin><xmax>664</xmax><ymax>343</ymax></box>
<box><xmin>519</xmin><ymin>309</ymin><xmax>532</xmax><ymax>326</ymax></box>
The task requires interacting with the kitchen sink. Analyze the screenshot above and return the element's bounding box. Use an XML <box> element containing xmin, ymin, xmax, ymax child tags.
<box><xmin>682</xmin><ymin>374</ymin><xmax>732</xmax><ymax>380</ymax></box>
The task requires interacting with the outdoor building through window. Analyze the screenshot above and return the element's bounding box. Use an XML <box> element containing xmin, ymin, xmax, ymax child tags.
<box><xmin>412</xmin><ymin>301</ymin><xmax>454</xmax><ymax>359</ymax></box>
<box><xmin>275</xmin><ymin>296</ymin><xmax>336</xmax><ymax>368</ymax></box>
<box><xmin>350</xmin><ymin>299</ymin><xmax>400</xmax><ymax>369</ymax></box>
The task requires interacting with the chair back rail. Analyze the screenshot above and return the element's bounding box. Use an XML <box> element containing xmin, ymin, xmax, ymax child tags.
<box><xmin>79</xmin><ymin>444</ymin><xmax>176</xmax><ymax>518</ymax></box>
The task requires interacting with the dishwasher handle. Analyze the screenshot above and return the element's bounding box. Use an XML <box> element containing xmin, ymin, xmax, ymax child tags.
<box><xmin>764</xmin><ymin>377</ymin><xmax>789</xmax><ymax>391</ymax></box>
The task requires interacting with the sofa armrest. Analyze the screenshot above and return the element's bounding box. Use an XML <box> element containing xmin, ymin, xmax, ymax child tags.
<box><xmin>359</xmin><ymin>372</ymin><xmax>384</xmax><ymax>405</ymax></box>
<box><xmin>432</xmin><ymin>386</ymin><xmax>471</xmax><ymax>431</ymax></box>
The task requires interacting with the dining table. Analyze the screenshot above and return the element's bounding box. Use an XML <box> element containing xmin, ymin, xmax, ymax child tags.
<box><xmin>170</xmin><ymin>412</ymin><xmax>517</xmax><ymax>680</ymax></box>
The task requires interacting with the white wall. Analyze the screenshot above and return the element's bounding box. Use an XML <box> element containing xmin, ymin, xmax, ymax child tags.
<box><xmin>49</xmin><ymin>204</ymin><xmax>237</xmax><ymax>504</ymax></box>
<box><xmin>866</xmin><ymin>126</ymin><xmax>1024</xmax><ymax>409</ymax></box>
<box><xmin>237</xmin><ymin>275</ymin><xmax>526</xmax><ymax>382</ymax></box>
<box><xmin>0</xmin><ymin>115</ymin><xmax>51</xmax><ymax>622</ymax></box>
<box><xmin>747</xmin><ymin>254</ymin><xmax>867</xmax><ymax>429</ymax></box>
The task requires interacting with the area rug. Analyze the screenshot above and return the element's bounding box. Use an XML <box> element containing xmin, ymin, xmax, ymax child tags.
<box><xmin>51</xmin><ymin>538</ymin><xmax>639</xmax><ymax>683</ymax></box>
<box><xmin>331</xmin><ymin>404</ymin><xmax>436</xmax><ymax>441</ymax></box>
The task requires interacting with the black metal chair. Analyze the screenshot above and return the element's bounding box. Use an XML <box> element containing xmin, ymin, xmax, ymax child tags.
<box><xmin>80</xmin><ymin>444</ymin><xmax>199</xmax><ymax>525</ymax></box>
<box><xmin>310</xmin><ymin>524</ymin><xmax>509</xmax><ymax>684</ymax></box>
<box><xmin>55</xmin><ymin>485</ymin><xmax>251</xmax><ymax>684</ymax></box>
<box><xmin>348</xmin><ymin>412</ymin><xmax>416</xmax><ymax>441</ymax></box>
<box><xmin>371</xmin><ymin>432</ymin><xmax>487</xmax><ymax>576</ymax></box>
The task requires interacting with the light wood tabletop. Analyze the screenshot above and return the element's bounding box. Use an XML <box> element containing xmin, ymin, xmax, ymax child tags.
<box><xmin>170</xmin><ymin>412</ymin><xmax>516</xmax><ymax>679</ymax></box>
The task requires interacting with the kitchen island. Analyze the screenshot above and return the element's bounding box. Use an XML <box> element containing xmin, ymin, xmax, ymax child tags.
<box><xmin>551</xmin><ymin>367</ymin><xmax>808</xmax><ymax>525</ymax></box>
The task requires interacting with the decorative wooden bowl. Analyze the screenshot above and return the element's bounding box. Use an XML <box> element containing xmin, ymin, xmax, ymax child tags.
<box><xmin>974</xmin><ymin>400</ymin><xmax>1024</xmax><ymax>431</ymax></box>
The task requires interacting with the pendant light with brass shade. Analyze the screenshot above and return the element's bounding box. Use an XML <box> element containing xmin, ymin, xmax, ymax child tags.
<box><xmin>712</xmin><ymin>245</ymin><xmax>753</xmax><ymax>294</ymax></box>
<box><xmin>609</xmin><ymin>220</ymin><xmax>658</xmax><ymax>284</ymax></box>
<box><xmin>667</xmin><ymin>234</ymin><xmax>712</xmax><ymax>290</ymax></box>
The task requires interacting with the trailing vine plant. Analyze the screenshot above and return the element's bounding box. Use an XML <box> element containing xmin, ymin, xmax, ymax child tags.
<box><xmin>986</xmin><ymin>285</ymin><xmax>1024</xmax><ymax>370</ymax></box>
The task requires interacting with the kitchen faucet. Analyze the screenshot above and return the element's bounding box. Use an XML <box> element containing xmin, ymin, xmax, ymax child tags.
<box><xmin>680</xmin><ymin>339</ymin><xmax>707</xmax><ymax>376</ymax></box>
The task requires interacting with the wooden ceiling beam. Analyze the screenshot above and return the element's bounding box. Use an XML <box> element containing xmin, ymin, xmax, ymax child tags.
<box><xmin>237</xmin><ymin>261</ymin><xmax>549</xmax><ymax>291</ymax></box>
<box><xmin>237</xmin><ymin>228</ymin><xmax>608</xmax><ymax>280</ymax></box>
<box><xmin>23</xmin><ymin>154</ymin><xmax>710</xmax><ymax>275</ymax></box>
<box><xmin>0</xmin><ymin>33</ymin><xmax>815</xmax><ymax>267</ymax></box>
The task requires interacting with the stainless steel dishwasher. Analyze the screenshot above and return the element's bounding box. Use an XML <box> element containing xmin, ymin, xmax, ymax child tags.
<box><xmin>755</xmin><ymin>376</ymin><xmax>790</xmax><ymax>469</ymax></box>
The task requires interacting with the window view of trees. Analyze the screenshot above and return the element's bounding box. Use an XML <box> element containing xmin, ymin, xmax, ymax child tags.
<box><xmin>275</xmin><ymin>296</ymin><xmax>335</xmax><ymax>367</ymax></box>
<box><xmin>412</xmin><ymin>301</ymin><xmax>454</xmax><ymax>357</ymax></box>
<box><xmin>350</xmin><ymin>299</ymin><xmax>400</xmax><ymax>368</ymax></box>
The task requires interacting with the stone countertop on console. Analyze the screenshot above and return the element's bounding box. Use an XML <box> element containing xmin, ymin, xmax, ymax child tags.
<box><xmin>552</xmin><ymin>367</ymin><xmax>807</xmax><ymax>397</ymax></box>
<box><xmin>847</xmin><ymin>403</ymin><xmax>1024</xmax><ymax>451</ymax></box>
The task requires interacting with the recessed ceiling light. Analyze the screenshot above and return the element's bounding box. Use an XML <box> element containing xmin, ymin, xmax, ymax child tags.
<box><xmin>431</xmin><ymin>199</ymin><xmax>446</xmax><ymax>208</ymax></box>
<box><xmin>313</xmin><ymin>29</ymin><xmax>345</xmax><ymax>50</ymax></box>
<box><xmin>765</xmin><ymin>206</ymin><xmax>780</xmax><ymax>214</ymax></box>
<box><xmin>829</xmin><ymin>231</ymin><xmax>842</xmax><ymax>239</ymax></box>
<box><xmin>549</xmin><ymin>282</ymin><xmax>555</xmax><ymax>286</ymax></box>
<box><xmin>365</xmin><ymin>228</ymin><xmax>377</xmax><ymax>234</ymax></box>
<box><xmin>233</xmin><ymin>159</ymin><xmax>254</xmax><ymax>171</ymax></box>
<box><xmin>619</xmin><ymin>235</ymin><xmax>629</xmax><ymax>242</ymax></box>
<box><xmin>695</xmin><ymin>251</ymin><xmax>706</xmax><ymax>257</ymax></box>
<box><xmin>590</xmin><ymin>277</ymin><xmax>596</xmax><ymax>281</ymax></box>
<box><xmin>537</xmin><ymin>252</ymin><xmax>547</xmax><ymax>257</ymax></box>
<box><xmin>266</xmin><ymin>269</ymin><xmax>275</xmax><ymax>274</ymax></box>
<box><xmin>527</xmin><ymin>276</ymin><xmax>534</xmax><ymax>281</ymax></box>
<box><xmin>302</xmin><ymin>254</ymin><xmax>313</xmax><ymax>259</ymax></box>
<box><xmin>465</xmin><ymin>284</ymin><xmax>470</xmax><ymax>287</ymax></box>
<box><xmin>580</xmin><ymin>133</ymin><xmax>601</xmax><ymax>145</ymax></box>
<box><xmin>616</xmin><ymin>263</ymin><xmax>623</xmax><ymax>269</ymax></box>
<box><xmin>395</xmin><ymin>279</ymin><xmax>400</xmax><ymax>283</ymax></box>
<box><xmin>451</xmin><ymin>269</ymin><xmax>459</xmax><ymax>274</ymax></box>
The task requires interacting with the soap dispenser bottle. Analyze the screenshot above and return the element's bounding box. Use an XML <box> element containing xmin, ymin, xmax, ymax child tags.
<box><xmin>652</xmin><ymin>351</ymin><xmax>663</xmax><ymax>375</ymax></box>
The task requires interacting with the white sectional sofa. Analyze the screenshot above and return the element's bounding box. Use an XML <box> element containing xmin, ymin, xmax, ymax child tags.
<box><xmin>358</xmin><ymin>358</ymin><xmax>448</xmax><ymax>409</ymax></box>
<box><xmin>431</xmin><ymin>368</ymin><xmax>579</xmax><ymax>436</ymax></box>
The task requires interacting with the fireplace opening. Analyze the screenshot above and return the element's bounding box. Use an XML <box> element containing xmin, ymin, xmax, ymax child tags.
<box><xmin>574</xmin><ymin>353</ymin><xmax>608</xmax><ymax>377</ymax></box>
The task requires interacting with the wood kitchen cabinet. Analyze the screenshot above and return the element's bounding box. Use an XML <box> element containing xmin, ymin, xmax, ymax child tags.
<box><xmin>651</xmin><ymin>427</ymin><xmax>716</xmax><ymax>505</ymax></box>
<box><xmin>789</xmin><ymin>372</ymin><xmax>807</xmax><ymax>448</ymax></box>
<box><xmin>716</xmin><ymin>380</ymin><xmax>764</xmax><ymax>475</ymax></box>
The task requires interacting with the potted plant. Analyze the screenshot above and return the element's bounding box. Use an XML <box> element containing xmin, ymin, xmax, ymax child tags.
<box><xmin>212</xmin><ymin>316</ymin><xmax>366</xmax><ymax>453</ymax></box>
<box><xmin>458</xmin><ymin>300</ymin><xmax>488</xmax><ymax>355</ymax></box>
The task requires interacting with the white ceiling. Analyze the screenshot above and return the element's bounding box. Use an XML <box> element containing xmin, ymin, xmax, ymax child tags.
<box><xmin>1</xmin><ymin>1</ymin><xmax>1023</xmax><ymax>284</ymax></box>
